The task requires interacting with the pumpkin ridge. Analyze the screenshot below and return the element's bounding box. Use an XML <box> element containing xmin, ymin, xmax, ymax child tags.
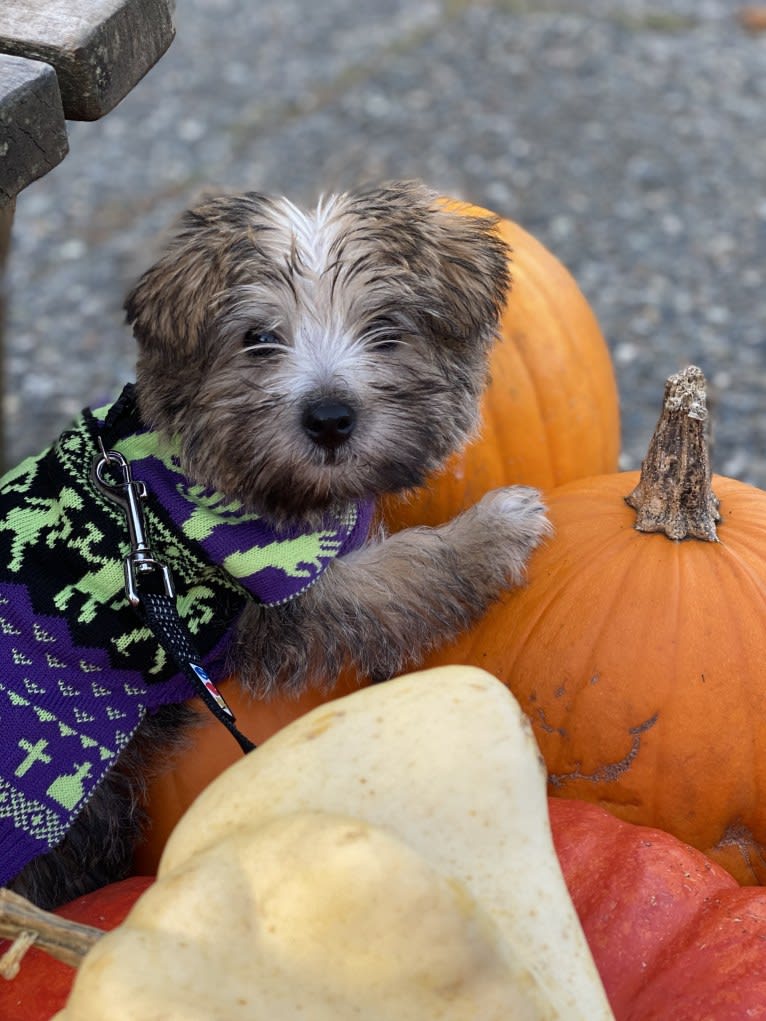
<box><xmin>622</xmin><ymin>534</ymin><xmax>762</xmax><ymax>844</ymax></box>
<box><xmin>714</xmin><ymin>488</ymin><xmax>766</xmax><ymax>558</ymax></box>
<box><xmin>625</xmin><ymin>888</ymin><xmax>766</xmax><ymax>1021</ymax></box>
<box><xmin>543</xmin><ymin>535</ymin><xmax>666</xmax><ymax>774</ymax></box>
<box><xmin>520</xmin><ymin>237</ymin><xmax>616</xmax><ymax>475</ymax></box>
<box><xmin>516</xmin><ymin>521</ymin><xmax>666</xmax><ymax>755</ymax></box>
<box><xmin>474</xmin><ymin>508</ymin><xmax>634</xmax><ymax>688</ymax></box>
<box><xmin>688</xmin><ymin>551</ymin><xmax>766</xmax><ymax>837</ymax></box>
<box><xmin>486</xmin><ymin>313</ymin><xmax>556</xmax><ymax>485</ymax></box>
<box><xmin>714</xmin><ymin>473</ymin><xmax>766</xmax><ymax>513</ymax></box>
<box><xmin>499</xmin><ymin>229</ymin><xmax>603</xmax><ymax>482</ymax></box>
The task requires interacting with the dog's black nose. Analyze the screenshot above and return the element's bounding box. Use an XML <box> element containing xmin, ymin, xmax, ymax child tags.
<box><xmin>302</xmin><ymin>399</ymin><xmax>356</xmax><ymax>449</ymax></box>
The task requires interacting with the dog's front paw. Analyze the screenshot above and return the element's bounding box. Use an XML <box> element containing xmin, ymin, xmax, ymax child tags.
<box><xmin>475</xmin><ymin>485</ymin><xmax>552</xmax><ymax>555</ymax></box>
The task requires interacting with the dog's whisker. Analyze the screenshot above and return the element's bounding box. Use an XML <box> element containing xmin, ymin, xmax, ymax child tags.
<box><xmin>241</xmin><ymin>342</ymin><xmax>283</xmax><ymax>357</ymax></box>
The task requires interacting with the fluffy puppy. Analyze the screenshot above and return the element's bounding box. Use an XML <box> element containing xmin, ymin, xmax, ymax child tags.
<box><xmin>128</xmin><ymin>181</ymin><xmax>549</xmax><ymax>695</ymax></box>
<box><xmin>7</xmin><ymin>181</ymin><xmax>548</xmax><ymax>907</ymax></box>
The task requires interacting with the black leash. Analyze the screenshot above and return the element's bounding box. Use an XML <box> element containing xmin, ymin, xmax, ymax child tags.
<box><xmin>92</xmin><ymin>441</ymin><xmax>256</xmax><ymax>755</ymax></box>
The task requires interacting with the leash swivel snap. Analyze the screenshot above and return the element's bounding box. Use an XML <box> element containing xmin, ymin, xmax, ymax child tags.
<box><xmin>91</xmin><ymin>436</ymin><xmax>256</xmax><ymax>754</ymax></box>
<box><xmin>92</xmin><ymin>440</ymin><xmax>176</xmax><ymax>608</ymax></box>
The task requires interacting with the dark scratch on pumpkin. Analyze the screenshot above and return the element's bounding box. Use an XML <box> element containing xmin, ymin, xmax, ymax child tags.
<box><xmin>713</xmin><ymin>822</ymin><xmax>766</xmax><ymax>884</ymax></box>
<box><xmin>533</xmin><ymin>707</ymin><xmax>567</xmax><ymax>737</ymax></box>
<box><xmin>547</xmin><ymin>712</ymin><xmax>659</xmax><ymax>787</ymax></box>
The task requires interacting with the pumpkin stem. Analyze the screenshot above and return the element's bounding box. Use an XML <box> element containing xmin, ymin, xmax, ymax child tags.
<box><xmin>0</xmin><ymin>888</ymin><xmax>103</xmax><ymax>974</ymax></box>
<box><xmin>625</xmin><ymin>365</ymin><xmax>720</xmax><ymax>541</ymax></box>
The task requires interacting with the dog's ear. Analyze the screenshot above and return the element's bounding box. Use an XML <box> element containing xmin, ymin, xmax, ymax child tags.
<box><xmin>124</xmin><ymin>193</ymin><xmax>273</xmax><ymax>356</ymax></box>
<box><xmin>429</xmin><ymin>200</ymin><xmax>511</xmax><ymax>346</ymax></box>
<box><xmin>352</xmin><ymin>181</ymin><xmax>511</xmax><ymax>347</ymax></box>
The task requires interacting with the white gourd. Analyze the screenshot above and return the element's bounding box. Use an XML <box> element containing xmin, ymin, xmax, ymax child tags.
<box><xmin>54</xmin><ymin>666</ymin><xmax>614</xmax><ymax>1021</ymax></box>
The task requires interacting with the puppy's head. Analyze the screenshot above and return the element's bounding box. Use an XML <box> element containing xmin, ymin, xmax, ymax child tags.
<box><xmin>126</xmin><ymin>181</ymin><xmax>510</xmax><ymax>524</ymax></box>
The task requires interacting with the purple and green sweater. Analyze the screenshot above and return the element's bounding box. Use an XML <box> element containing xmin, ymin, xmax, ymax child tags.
<box><xmin>0</xmin><ymin>385</ymin><xmax>373</xmax><ymax>886</ymax></box>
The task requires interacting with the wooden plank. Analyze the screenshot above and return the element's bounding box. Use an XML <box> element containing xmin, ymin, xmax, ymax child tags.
<box><xmin>0</xmin><ymin>54</ymin><xmax>69</xmax><ymax>207</ymax></box>
<box><xmin>0</xmin><ymin>0</ymin><xmax>176</xmax><ymax>121</ymax></box>
<box><xmin>0</xmin><ymin>200</ymin><xmax>14</xmax><ymax>467</ymax></box>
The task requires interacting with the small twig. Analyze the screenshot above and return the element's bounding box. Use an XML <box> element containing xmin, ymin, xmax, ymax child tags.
<box><xmin>0</xmin><ymin>888</ymin><xmax>104</xmax><ymax>972</ymax></box>
<box><xmin>0</xmin><ymin>931</ymin><xmax>38</xmax><ymax>979</ymax></box>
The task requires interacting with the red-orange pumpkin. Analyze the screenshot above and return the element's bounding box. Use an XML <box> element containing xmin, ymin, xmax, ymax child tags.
<box><xmin>381</xmin><ymin>200</ymin><xmax>620</xmax><ymax>531</ymax></box>
<box><xmin>424</xmin><ymin>367</ymin><xmax>766</xmax><ymax>885</ymax></box>
<box><xmin>0</xmin><ymin>877</ymin><xmax>153</xmax><ymax>1021</ymax></box>
<box><xmin>551</xmin><ymin>799</ymin><xmax>766</xmax><ymax>1020</ymax></box>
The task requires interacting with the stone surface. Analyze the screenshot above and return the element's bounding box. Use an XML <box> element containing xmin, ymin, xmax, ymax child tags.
<box><xmin>4</xmin><ymin>0</ymin><xmax>766</xmax><ymax>486</ymax></box>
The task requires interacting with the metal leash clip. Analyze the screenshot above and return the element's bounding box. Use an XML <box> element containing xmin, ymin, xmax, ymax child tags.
<box><xmin>92</xmin><ymin>438</ymin><xmax>176</xmax><ymax>608</ymax></box>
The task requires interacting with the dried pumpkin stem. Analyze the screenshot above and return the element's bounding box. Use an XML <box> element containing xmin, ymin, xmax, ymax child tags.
<box><xmin>0</xmin><ymin>888</ymin><xmax>104</xmax><ymax>973</ymax></box>
<box><xmin>625</xmin><ymin>365</ymin><xmax>721</xmax><ymax>541</ymax></box>
<box><xmin>0</xmin><ymin>930</ymin><xmax>38</xmax><ymax>980</ymax></box>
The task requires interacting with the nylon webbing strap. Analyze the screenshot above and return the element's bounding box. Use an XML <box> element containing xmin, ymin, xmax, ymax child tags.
<box><xmin>139</xmin><ymin>591</ymin><xmax>256</xmax><ymax>754</ymax></box>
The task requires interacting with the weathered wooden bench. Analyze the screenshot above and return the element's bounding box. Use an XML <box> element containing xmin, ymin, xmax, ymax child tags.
<box><xmin>0</xmin><ymin>0</ymin><xmax>175</xmax><ymax>461</ymax></box>
<box><xmin>1</xmin><ymin>0</ymin><xmax>175</xmax><ymax>203</ymax></box>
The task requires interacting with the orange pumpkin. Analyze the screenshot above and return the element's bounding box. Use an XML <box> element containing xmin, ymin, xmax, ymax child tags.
<box><xmin>381</xmin><ymin>200</ymin><xmax>620</xmax><ymax>531</ymax></box>
<box><xmin>424</xmin><ymin>366</ymin><xmax>766</xmax><ymax>885</ymax></box>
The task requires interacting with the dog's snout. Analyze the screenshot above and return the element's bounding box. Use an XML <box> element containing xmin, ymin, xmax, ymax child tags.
<box><xmin>302</xmin><ymin>399</ymin><xmax>356</xmax><ymax>449</ymax></box>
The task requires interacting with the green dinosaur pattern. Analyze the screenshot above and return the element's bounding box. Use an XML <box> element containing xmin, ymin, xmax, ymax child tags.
<box><xmin>0</xmin><ymin>392</ymin><xmax>248</xmax><ymax>885</ymax></box>
<box><xmin>0</xmin><ymin>385</ymin><xmax>372</xmax><ymax>886</ymax></box>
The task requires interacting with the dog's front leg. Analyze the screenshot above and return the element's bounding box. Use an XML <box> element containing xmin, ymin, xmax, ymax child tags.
<box><xmin>232</xmin><ymin>486</ymin><xmax>550</xmax><ymax>696</ymax></box>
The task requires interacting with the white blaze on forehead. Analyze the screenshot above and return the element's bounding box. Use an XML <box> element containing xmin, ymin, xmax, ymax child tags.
<box><xmin>272</xmin><ymin>194</ymin><xmax>349</xmax><ymax>276</ymax></box>
<box><xmin>267</xmin><ymin>195</ymin><xmax>370</xmax><ymax>388</ymax></box>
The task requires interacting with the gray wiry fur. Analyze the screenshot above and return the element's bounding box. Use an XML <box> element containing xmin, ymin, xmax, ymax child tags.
<box><xmin>128</xmin><ymin>182</ymin><xmax>513</xmax><ymax>526</ymax></box>
<box><xmin>11</xmin><ymin>181</ymin><xmax>550</xmax><ymax>907</ymax></box>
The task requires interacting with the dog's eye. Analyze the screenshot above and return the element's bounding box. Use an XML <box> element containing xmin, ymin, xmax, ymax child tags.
<box><xmin>243</xmin><ymin>329</ymin><xmax>280</xmax><ymax>355</ymax></box>
<box><xmin>367</xmin><ymin>318</ymin><xmax>402</xmax><ymax>352</ymax></box>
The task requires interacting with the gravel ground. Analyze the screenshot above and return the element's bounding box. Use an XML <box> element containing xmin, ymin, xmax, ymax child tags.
<box><xmin>4</xmin><ymin>0</ymin><xmax>766</xmax><ymax>485</ymax></box>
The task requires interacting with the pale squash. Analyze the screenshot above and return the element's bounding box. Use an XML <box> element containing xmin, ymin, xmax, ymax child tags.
<box><xmin>55</xmin><ymin>667</ymin><xmax>613</xmax><ymax>1020</ymax></box>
